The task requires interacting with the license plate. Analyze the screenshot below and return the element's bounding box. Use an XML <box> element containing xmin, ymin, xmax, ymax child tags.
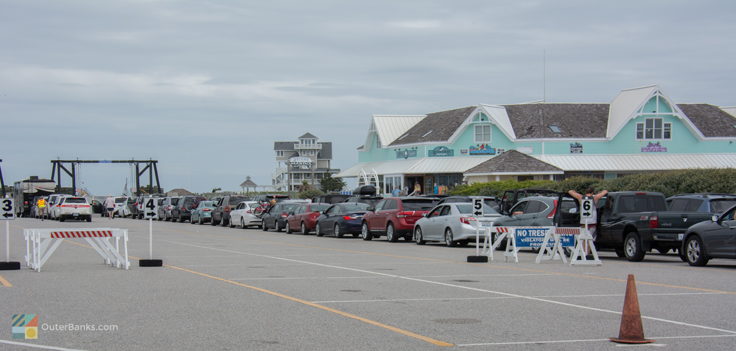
<box><xmin>73</xmin><ymin>213</ymin><xmax>79</xmax><ymax>217</ymax></box>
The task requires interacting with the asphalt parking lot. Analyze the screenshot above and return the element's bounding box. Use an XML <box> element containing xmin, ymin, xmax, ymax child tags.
<box><xmin>1</xmin><ymin>217</ymin><xmax>735</xmax><ymax>351</ymax></box>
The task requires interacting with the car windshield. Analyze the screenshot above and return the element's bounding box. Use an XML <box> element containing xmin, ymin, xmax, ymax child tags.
<box><xmin>115</xmin><ymin>197</ymin><xmax>126</xmax><ymax>203</ymax></box>
<box><xmin>402</xmin><ymin>199</ymin><xmax>437</xmax><ymax>211</ymax></box>
<box><xmin>64</xmin><ymin>197</ymin><xmax>87</xmax><ymax>204</ymax></box>
<box><xmin>228</xmin><ymin>197</ymin><xmax>247</xmax><ymax>205</ymax></box>
<box><xmin>712</xmin><ymin>199</ymin><xmax>736</xmax><ymax>213</ymax></box>
<box><xmin>456</xmin><ymin>204</ymin><xmax>499</xmax><ymax>215</ymax></box>
<box><xmin>342</xmin><ymin>203</ymin><xmax>370</xmax><ymax>212</ymax></box>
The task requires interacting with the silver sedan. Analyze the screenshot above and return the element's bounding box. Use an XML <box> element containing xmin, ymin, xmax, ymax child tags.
<box><xmin>413</xmin><ymin>203</ymin><xmax>500</xmax><ymax>246</ymax></box>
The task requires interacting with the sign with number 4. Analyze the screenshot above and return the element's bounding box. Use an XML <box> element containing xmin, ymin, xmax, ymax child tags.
<box><xmin>143</xmin><ymin>197</ymin><xmax>158</xmax><ymax>219</ymax></box>
<box><xmin>0</xmin><ymin>199</ymin><xmax>14</xmax><ymax>220</ymax></box>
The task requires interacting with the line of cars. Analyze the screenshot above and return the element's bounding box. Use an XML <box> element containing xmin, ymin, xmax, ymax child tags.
<box><xmin>28</xmin><ymin>194</ymin><xmax>93</xmax><ymax>222</ymax></box>
<box><xmin>116</xmin><ymin>189</ymin><xmax>736</xmax><ymax>267</ymax></box>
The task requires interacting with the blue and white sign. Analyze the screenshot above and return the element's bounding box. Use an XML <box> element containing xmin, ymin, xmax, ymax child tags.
<box><xmin>514</xmin><ymin>227</ymin><xmax>574</xmax><ymax>248</ymax></box>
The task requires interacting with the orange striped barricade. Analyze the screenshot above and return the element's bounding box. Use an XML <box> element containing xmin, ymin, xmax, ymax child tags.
<box><xmin>23</xmin><ymin>228</ymin><xmax>129</xmax><ymax>272</ymax></box>
<box><xmin>569</xmin><ymin>221</ymin><xmax>602</xmax><ymax>266</ymax></box>
<box><xmin>489</xmin><ymin>227</ymin><xmax>518</xmax><ymax>263</ymax></box>
<box><xmin>535</xmin><ymin>227</ymin><xmax>578</xmax><ymax>264</ymax></box>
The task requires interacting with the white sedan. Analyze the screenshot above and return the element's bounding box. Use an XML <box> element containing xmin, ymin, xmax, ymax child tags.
<box><xmin>413</xmin><ymin>203</ymin><xmax>500</xmax><ymax>246</ymax></box>
<box><xmin>229</xmin><ymin>201</ymin><xmax>262</xmax><ymax>229</ymax></box>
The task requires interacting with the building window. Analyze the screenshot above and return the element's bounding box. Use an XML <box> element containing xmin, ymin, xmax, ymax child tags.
<box><xmin>474</xmin><ymin>125</ymin><xmax>491</xmax><ymax>143</ymax></box>
<box><xmin>636</xmin><ymin>118</ymin><xmax>671</xmax><ymax>140</ymax></box>
<box><xmin>276</xmin><ymin>151</ymin><xmax>284</xmax><ymax>156</ymax></box>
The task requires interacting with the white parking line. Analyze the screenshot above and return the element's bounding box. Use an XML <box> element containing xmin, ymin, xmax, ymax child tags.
<box><xmin>312</xmin><ymin>292</ymin><xmax>722</xmax><ymax>304</ymax></box>
<box><xmin>231</xmin><ymin>276</ymin><xmax>383</xmax><ymax>281</ymax></box>
<box><xmin>163</xmin><ymin>240</ymin><xmax>736</xmax><ymax>335</ymax></box>
<box><xmin>0</xmin><ymin>339</ymin><xmax>85</xmax><ymax>351</ymax></box>
<box><xmin>457</xmin><ymin>334</ymin><xmax>736</xmax><ymax>347</ymax></box>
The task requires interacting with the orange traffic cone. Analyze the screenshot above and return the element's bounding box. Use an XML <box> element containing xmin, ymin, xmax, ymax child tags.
<box><xmin>610</xmin><ymin>274</ymin><xmax>654</xmax><ymax>344</ymax></box>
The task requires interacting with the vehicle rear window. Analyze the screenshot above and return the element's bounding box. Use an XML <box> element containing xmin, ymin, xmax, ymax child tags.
<box><xmin>617</xmin><ymin>195</ymin><xmax>666</xmax><ymax>212</ymax></box>
<box><xmin>199</xmin><ymin>201</ymin><xmax>215</xmax><ymax>207</ymax></box>
<box><xmin>456</xmin><ymin>204</ymin><xmax>499</xmax><ymax>215</ymax></box>
<box><xmin>401</xmin><ymin>200</ymin><xmax>437</xmax><ymax>211</ymax></box>
<box><xmin>342</xmin><ymin>203</ymin><xmax>370</xmax><ymax>212</ymax></box>
<box><xmin>711</xmin><ymin>199</ymin><xmax>736</xmax><ymax>213</ymax></box>
<box><xmin>64</xmin><ymin>198</ymin><xmax>87</xmax><ymax>204</ymax></box>
<box><xmin>310</xmin><ymin>204</ymin><xmax>330</xmax><ymax>212</ymax></box>
<box><xmin>115</xmin><ymin>198</ymin><xmax>126</xmax><ymax>203</ymax></box>
<box><xmin>228</xmin><ymin>196</ymin><xmax>247</xmax><ymax>205</ymax></box>
<box><xmin>171</xmin><ymin>198</ymin><xmax>180</xmax><ymax>205</ymax></box>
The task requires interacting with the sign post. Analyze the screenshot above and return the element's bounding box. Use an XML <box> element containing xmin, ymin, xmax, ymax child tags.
<box><xmin>139</xmin><ymin>196</ymin><xmax>163</xmax><ymax>267</ymax></box>
<box><xmin>467</xmin><ymin>198</ymin><xmax>488</xmax><ymax>262</ymax></box>
<box><xmin>0</xmin><ymin>198</ymin><xmax>20</xmax><ymax>270</ymax></box>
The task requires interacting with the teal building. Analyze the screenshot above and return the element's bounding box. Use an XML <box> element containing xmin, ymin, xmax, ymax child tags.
<box><xmin>337</xmin><ymin>85</ymin><xmax>736</xmax><ymax>195</ymax></box>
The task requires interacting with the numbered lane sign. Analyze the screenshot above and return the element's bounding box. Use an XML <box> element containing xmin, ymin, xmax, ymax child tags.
<box><xmin>143</xmin><ymin>197</ymin><xmax>158</xmax><ymax>219</ymax></box>
<box><xmin>472</xmin><ymin>198</ymin><xmax>484</xmax><ymax>216</ymax></box>
<box><xmin>1</xmin><ymin>198</ymin><xmax>14</xmax><ymax>220</ymax></box>
<box><xmin>580</xmin><ymin>197</ymin><xmax>594</xmax><ymax>220</ymax></box>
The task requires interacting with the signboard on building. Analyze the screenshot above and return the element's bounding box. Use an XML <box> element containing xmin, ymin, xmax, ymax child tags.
<box><xmin>641</xmin><ymin>142</ymin><xmax>667</xmax><ymax>153</ymax></box>
<box><xmin>395</xmin><ymin>148</ymin><xmax>418</xmax><ymax>159</ymax></box>
<box><xmin>469</xmin><ymin>144</ymin><xmax>497</xmax><ymax>155</ymax></box>
<box><xmin>428</xmin><ymin>146</ymin><xmax>454</xmax><ymax>157</ymax></box>
<box><xmin>570</xmin><ymin>142</ymin><xmax>583</xmax><ymax>154</ymax></box>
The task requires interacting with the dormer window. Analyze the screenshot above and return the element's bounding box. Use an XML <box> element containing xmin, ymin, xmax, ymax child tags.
<box><xmin>636</xmin><ymin>118</ymin><xmax>671</xmax><ymax>140</ymax></box>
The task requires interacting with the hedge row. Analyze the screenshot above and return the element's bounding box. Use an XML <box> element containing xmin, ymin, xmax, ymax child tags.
<box><xmin>449</xmin><ymin>169</ymin><xmax>736</xmax><ymax>198</ymax></box>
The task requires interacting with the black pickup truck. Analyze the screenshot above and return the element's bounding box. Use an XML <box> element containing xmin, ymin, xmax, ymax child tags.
<box><xmin>555</xmin><ymin>191</ymin><xmax>712</xmax><ymax>261</ymax></box>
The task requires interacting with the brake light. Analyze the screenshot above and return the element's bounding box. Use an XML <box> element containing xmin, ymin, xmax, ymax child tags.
<box><xmin>246</xmin><ymin>210</ymin><xmax>252</xmax><ymax>214</ymax></box>
<box><xmin>547</xmin><ymin>200</ymin><xmax>558</xmax><ymax>219</ymax></box>
<box><xmin>343</xmin><ymin>215</ymin><xmax>360</xmax><ymax>220</ymax></box>
<box><xmin>224</xmin><ymin>206</ymin><xmax>231</xmax><ymax>212</ymax></box>
<box><xmin>396</xmin><ymin>211</ymin><xmax>415</xmax><ymax>218</ymax></box>
<box><xmin>181</xmin><ymin>207</ymin><xmax>186</xmax><ymax>210</ymax></box>
<box><xmin>635</xmin><ymin>192</ymin><xmax>647</xmax><ymax>195</ymax></box>
<box><xmin>203</xmin><ymin>208</ymin><xmax>212</xmax><ymax>212</ymax></box>
<box><xmin>24</xmin><ymin>201</ymin><xmax>28</xmax><ymax>205</ymax></box>
<box><xmin>648</xmin><ymin>216</ymin><xmax>659</xmax><ymax>228</ymax></box>
<box><xmin>281</xmin><ymin>212</ymin><xmax>289</xmax><ymax>218</ymax></box>
<box><xmin>460</xmin><ymin>217</ymin><xmax>477</xmax><ymax>224</ymax></box>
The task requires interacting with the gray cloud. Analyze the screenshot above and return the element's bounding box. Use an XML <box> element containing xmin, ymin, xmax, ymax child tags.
<box><xmin>1</xmin><ymin>0</ymin><xmax>735</xmax><ymax>194</ymax></box>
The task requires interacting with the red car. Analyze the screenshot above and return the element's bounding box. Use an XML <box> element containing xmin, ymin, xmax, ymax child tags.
<box><xmin>285</xmin><ymin>203</ymin><xmax>331</xmax><ymax>234</ymax></box>
<box><xmin>361</xmin><ymin>197</ymin><xmax>439</xmax><ymax>242</ymax></box>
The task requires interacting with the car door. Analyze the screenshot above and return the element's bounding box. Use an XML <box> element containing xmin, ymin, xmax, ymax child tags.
<box><xmin>321</xmin><ymin>205</ymin><xmax>340</xmax><ymax>234</ymax></box>
<box><xmin>231</xmin><ymin>203</ymin><xmax>244</xmax><ymax>224</ymax></box>
<box><xmin>706</xmin><ymin>207</ymin><xmax>736</xmax><ymax>257</ymax></box>
<box><xmin>504</xmin><ymin>201</ymin><xmax>528</xmax><ymax>226</ymax></box>
<box><xmin>378</xmin><ymin>199</ymin><xmax>396</xmax><ymax>231</ymax></box>
<box><xmin>527</xmin><ymin>200</ymin><xmax>550</xmax><ymax>226</ymax></box>
<box><xmin>422</xmin><ymin>206</ymin><xmax>445</xmax><ymax>240</ymax></box>
<box><xmin>368</xmin><ymin>200</ymin><xmax>386</xmax><ymax>231</ymax></box>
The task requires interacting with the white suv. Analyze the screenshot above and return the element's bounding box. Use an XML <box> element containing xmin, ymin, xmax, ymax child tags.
<box><xmin>48</xmin><ymin>194</ymin><xmax>69</xmax><ymax>220</ymax></box>
<box><xmin>57</xmin><ymin>197</ymin><xmax>93</xmax><ymax>222</ymax></box>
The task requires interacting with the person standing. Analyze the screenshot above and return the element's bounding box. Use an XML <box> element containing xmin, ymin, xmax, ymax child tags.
<box><xmin>391</xmin><ymin>187</ymin><xmax>400</xmax><ymax>197</ymax></box>
<box><xmin>104</xmin><ymin>196</ymin><xmax>116</xmax><ymax>219</ymax></box>
<box><xmin>409</xmin><ymin>183</ymin><xmax>421</xmax><ymax>196</ymax></box>
<box><xmin>37</xmin><ymin>197</ymin><xmax>47</xmax><ymax>221</ymax></box>
<box><xmin>568</xmin><ymin>187</ymin><xmax>608</xmax><ymax>255</ymax></box>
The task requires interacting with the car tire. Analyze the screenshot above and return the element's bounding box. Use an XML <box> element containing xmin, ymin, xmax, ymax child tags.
<box><xmin>415</xmin><ymin>227</ymin><xmax>425</xmax><ymax>245</ymax></box>
<box><xmin>624</xmin><ymin>232</ymin><xmax>645</xmax><ymax>262</ymax></box>
<box><xmin>316</xmin><ymin>223</ymin><xmax>324</xmax><ymax>237</ymax></box>
<box><xmin>685</xmin><ymin>235</ymin><xmax>709</xmax><ymax>266</ymax></box>
<box><xmin>334</xmin><ymin>224</ymin><xmax>343</xmax><ymax>238</ymax></box>
<box><xmin>59</xmin><ymin>216</ymin><xmax>65</xmax><ymax>222</ymax></box>
<box><xmin>361</xmin><ymin>223</ymin><xmax>372</xmax><ymax>241</ymax></box>
<box><xmin>240</xmin><ymin>218</ymin><xmax>245</xmax><ymax>229</ymax></box>
<box><xmin>301</xmin><ymin>222</ymin><xmax>309</xmax><ymax>235</ymax></box>
<box><xmin>275</xmin><ymin>221</ymin><xmax>282</xmax><ymax>232</ymax></box>
<box><xmin>262</xmin><ymin>221</ymin><xmax>269</xmax><ymax>231</ymax></box>
<box><xmin>386</xmin><ymin>223</ymin><xmax>398</xmax><ymax>242</ymax></box>
<box><xmin>221</xmin><ymin>218</ymin><xmax>228</xmax><ymax>227</ymax></box>
<box><xmin>86</xmin><ymin>216</ymin><xmax>92</xmax><ymax>223</ymax></box>
<box><xmin>211</xmin><ymin>217</ymin><xmax>217</xmax><ymax>226</ymax></box>
<box><xmin>286</xmin><ymin>221</ymin><xmax>292</xmax><ymax>234</ymax></box>
<box><xmin>445</xmin><ymin>228</ymin><xmax>456</xmax><ymax>247</ymax></box>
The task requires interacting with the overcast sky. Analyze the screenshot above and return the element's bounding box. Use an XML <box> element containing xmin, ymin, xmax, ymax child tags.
<box><xmin>1</xmin><ymin>0</ymin><xmax>735</xmax><ymax>195</ymax></box>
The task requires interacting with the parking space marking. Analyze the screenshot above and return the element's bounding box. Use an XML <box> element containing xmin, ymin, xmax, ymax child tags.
<box><xmin>231</xmin><ymin>276</ymin><xmax>383</xmax><ymax>281</ymax></box>
<box><xmin>312</xmin><ymin>291</ymin><xmax>723</xmax><ymax>304</ymax></box>
<box><xmin>0</xmin><ymin>339</ymin><xmax>85</xmax><ymax>351</ymax></box>
<box><xmin>0</xmin><ymin>275</ymin><xmax>11</xmax><ymax>287</ymax></box>
<box><xmin>168</xmin><ymin>240</ymin><xmax>736</xmax><ymax>336</ymax></box>
<box><xmin>165</xmin><ymin>264</ymin><xmax>454</xmax><ymax>347</ymax></box>
<box><xmin>156</xmin><ymin>229</ymin><xmax>736</xmax><ymax>295</ymax></box>
<box><xmin>457</xmin><ymin>334</ymin><xmax>736</xmax><ymax>347</ymax></box>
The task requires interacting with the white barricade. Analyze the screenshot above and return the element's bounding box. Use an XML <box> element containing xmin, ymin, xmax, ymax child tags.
<box><xmin>24</xmin><ymin>228</ymin><xmax>129</xmax><ymax>272</ymax></box>
<box><xmin>535</xmin><ymin>227</ymin><xmax>578</xmax><ymax>264</ymax></box>
<box><xmin>489</xmin><ymin>227</ymin><xmax>518</xmax><ymax>263</ymax></box>
<box><xmin>569</xmin><ymin>225</ymin><xmax>602</xmax><ymax>266</ymax></box>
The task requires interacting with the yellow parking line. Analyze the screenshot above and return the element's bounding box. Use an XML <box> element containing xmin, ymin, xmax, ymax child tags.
<box><xmin>0</xmin><ymin>275</ymin><xmax>11</xmax><ymax>288</ymax></box>
<box><xmin>64</xmin><ymin>239</ymin><xmax>452</xmax><ymax>347</ymax></box>
<box><xmin>166</xmin><ymin>264</ymin><xmax>453</xmax><ymax>347</ymax></box>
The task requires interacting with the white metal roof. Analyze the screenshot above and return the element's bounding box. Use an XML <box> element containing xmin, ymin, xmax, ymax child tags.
<box><xmin>479</xmin><ymin>104</ymin><xmax>517</xmax><ymax>140</ymax></box>
<box><xmin>721</xmin><ymin>106</ymin><xmax>736</xmax><ymax>118</ymax></box>
<box><xmin>372</xmin><ymin>115</ymin><xmax>426</xmax><ymax>146</ymax></box>
<box><xmin>538</xmin><ymin>153</ymin><xmax>736</xmax><ymax>171</ymax></box>
<box><xmin>336</xmin><ymin>156</ymin><xmax>490</xmax><ymax>178</ymax></box>
<box><xmin>607</xmin><ymin>85</ymin><xmax>658</xmax><ymax>139</ymax></box>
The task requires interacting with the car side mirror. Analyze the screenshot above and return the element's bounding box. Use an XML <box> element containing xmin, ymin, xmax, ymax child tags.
<box><xmin>711</xmin><ymin>215</ymin><xmax>719</xmax><ymax>222</ymax></box>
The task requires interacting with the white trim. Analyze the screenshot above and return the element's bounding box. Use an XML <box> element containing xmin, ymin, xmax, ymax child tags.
<box><xmin>465</xmin><ymin>171</ymin><xmax>564</xmax><ymax>176</ymax></box>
